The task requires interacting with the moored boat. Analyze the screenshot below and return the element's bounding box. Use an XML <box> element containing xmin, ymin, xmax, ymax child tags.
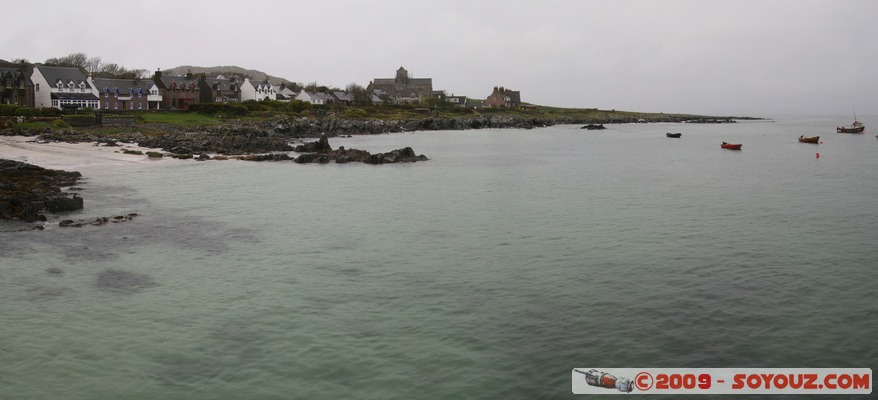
<box><xmin>666</xmin><ymin>132</ymin><xmax>682</xmax><ymax>138</ymax></box>
<box><xmin>798</xmin><ymin>135</ymin><xmax>820</xmax><ymax>143</ymax></box>
<box><xmin>837</xmin><ymin>109</ymin><xmax>865</xmax><ymax>133</ymax></box>
<box><xmin>837</xmin><ymin>122</ymin><xmax>865</xmax><ymax>133</ymax></box>
<box><xmin>721</xmin><ymin>142</ymin><xmax>742</xmax><ymax>150</ymax></box>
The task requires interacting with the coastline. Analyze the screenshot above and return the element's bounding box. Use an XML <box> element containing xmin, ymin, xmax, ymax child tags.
<box><xmin>0</xmin><ymin>135</ymin><xmax>173</xmax><ymax>172</ymax></box>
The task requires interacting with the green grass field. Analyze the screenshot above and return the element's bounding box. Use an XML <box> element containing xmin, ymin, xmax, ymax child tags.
<box><xmin>139</xmin><ymin>112</ymin><xmax>222</xmax><ymax>126</ymax></box>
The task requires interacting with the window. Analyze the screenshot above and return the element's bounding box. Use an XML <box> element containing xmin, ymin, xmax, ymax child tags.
<box><xmin>36</xmin><ymin>83</ymin><xmax>40</xmax><ymax>91</ymax></box>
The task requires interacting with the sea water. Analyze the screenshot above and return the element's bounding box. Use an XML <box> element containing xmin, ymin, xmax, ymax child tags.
<box><xmin>1</xmin><ymin>116</ymin><xmax>876</xmax><ymax>399</ymax></box>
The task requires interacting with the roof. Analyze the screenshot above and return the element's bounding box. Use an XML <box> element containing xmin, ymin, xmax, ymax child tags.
<box><xmin>93</xmin><ymin>78</ymin><xmax>154</xmax><ymax>93</ymax></box>
<box><xmin>156</xmin><ymin>74</ymin><xmax>199</xmax><ymax>89</ymax></box>
<box><xmin>311</xmin><ymin>91</ymin><xmax>335</xmax><ymax>101</ymax></box>
<box><xmin>50</xmin><ymin>92</ymin><xmax>99</xmax><ymax>100</ymax></box>
<box><xmin>0</xmin><ymin>68</ymin><xmax>32</xmax><ymax>86</ymax></box>
<box><xmin>34</xmin><ymin>66</ymin><xmax>88</xmax><ymax>83</ymax></box>
<box><xmin>333</xmin><ymin>91</ymin><xmax>354</xmax><ymax>102</ymax></box>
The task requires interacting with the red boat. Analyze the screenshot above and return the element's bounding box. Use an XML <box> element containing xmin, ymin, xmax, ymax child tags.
<box><xmin>721</xmin><ymin>142</ymin><xmax>742</xmax><ymax>150</ymax></box>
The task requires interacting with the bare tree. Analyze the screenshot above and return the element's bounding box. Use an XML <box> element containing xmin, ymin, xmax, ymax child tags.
<box><xmin>346</xmin><ymin>83</ymin><xmax>371</xmax><ymax>106</ymax></box>
<box><xmin>45</xmin><ymin>52</ymin><xmax>89</xmax><ymax>69</ymax></box>
<box><xmin>132</xmin><ymin>69</ymin><xmax>151</xmax><ymax>79</ymax></box>
<box><xmin>85</xmin><ymin>56</ymin><xmax>104</xmax><ymax>75</ymax></box>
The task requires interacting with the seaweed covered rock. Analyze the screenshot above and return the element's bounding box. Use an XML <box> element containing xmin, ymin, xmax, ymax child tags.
<box><xmin>293</xmin><ymin>137</ymin><xmax>428</xmax><ymax>164</ymax></box>
<box><xmin>0</xmin><ymin>159</ymin><xmax>83</xmax><ymax>221</ymax></box>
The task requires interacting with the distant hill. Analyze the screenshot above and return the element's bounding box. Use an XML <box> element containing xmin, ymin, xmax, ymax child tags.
<box><xmin>163</xmin><ymin>65</ymin><xmax>292</xmax><ymax>84</ymax></box>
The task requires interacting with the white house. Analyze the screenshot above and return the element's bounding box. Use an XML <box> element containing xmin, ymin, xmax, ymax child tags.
<box><xmin>295</xmin><ymin>90</ymin><xmax>334</xmax><ymax>105</ymax></box>
<box><xmin>240</xmin><ymin>77</ymin><xmax>277</xmax><ymax>101</ymax></box>
<box><xmin>30</xmin><ymin>66</ymin><xmax>100</xmax><ymax>110</ymax></box>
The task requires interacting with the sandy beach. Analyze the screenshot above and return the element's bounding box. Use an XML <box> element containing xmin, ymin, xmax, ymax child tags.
<box><xmin>0</xmin><ymin>136</ymin><xmax>179</xmax><ymax>172</ymax></box>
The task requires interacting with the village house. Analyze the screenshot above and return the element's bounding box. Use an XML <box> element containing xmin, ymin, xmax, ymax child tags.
<box><xmin>92</xmin><ymin>78</ymin><xmax>160</xmax><ymax>111</ymax></box>
<box><xmin>366</xmin><ymin>66</ymin><xmax>433</xmax><ymax>104</ymax></box>
<box><xmin>30</xmin><ymin>66</ymin><xmax>99</xmax><ymax>110</ymax></box>
<box><xmin>295</xmin><ymin>90</ymin><xmax>335</xmax><ymax>105</ymax></box>
<box><xmin>199</xmin><ymin>75</ymin><xmax>241</xmax><ymax>104</ymax></box>
<box><xmin>276</xmin><ymin>83</ymin><xmax>298</xmax><ymax>102</ymax></box>
<box><xmin>240</xmin><ymin>77</ymin><xmax>277</xmax><ymax>102</ymax></box>
<box><xmin>0</xmin><ymin>64</ymin><xmax>34</xmax><ymax>107</ymax></box>
<box><xmin>484</xmin><ymin>86</ymin><xmax>521</xmax><ymax>108</ymax></box>
<box><xmin>332</xmin><ymin>91</ymin><xmax>354</xmax><ymax>106</ymax></box>
<box><xmin>152</xmin><ymin>69</ymin><xmax>199</xmax><ymax>110</ymax></box>
<box><xmin>437</xmin><ymin>91</ymin><xmax>468</xmax><ymax>107</ymax></box>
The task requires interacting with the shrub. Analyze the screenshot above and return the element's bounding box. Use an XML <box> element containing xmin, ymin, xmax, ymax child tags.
<box><xmin>241</xmin><ymin>100</ymin><xmax>270</xmax><ymax>112</ymax></box>
<box><xmin>189</xmin><ymin>103</ymin><xmax>249</xmax><ymax>117</ymax></box>
<box><xmin>287</xmin><ymin>100</ymin><xmax>312</xmax><ymax>113</ymax></box>
<box><xmin>13</xmin><ymin>107</ymin><xmax>36</xmax><ymax>117</ymax></box>
<box><xmin>38</xmin><ymin>108</ymin><xmax>61</xmax><ymax>117</ymax></box>
<box><xmin>344</xmin><ymin>108</ymin><xmax>368</xmax><ymax>119</ymax></box>
<box><xmin>0</xmin><ymin>104</ymin><xmax>18</xmax><ymax>116</ymax></box>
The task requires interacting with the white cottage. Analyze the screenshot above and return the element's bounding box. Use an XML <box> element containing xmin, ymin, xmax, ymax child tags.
<box><xmin>240</xmin><ymin>77</ymin><xmax>277</xmax><ymax>101</ymax></box>
<box><xmin>30</xmin><ymin>66</ymin><xmax>100</xmax><ymax>110</ymax></box>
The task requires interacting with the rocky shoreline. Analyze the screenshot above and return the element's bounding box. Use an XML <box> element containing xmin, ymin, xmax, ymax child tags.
<box><xmin>1</xmin><ymin>113</ymin><xmax>744</xmax><ymax>158</ymax></box>
<box><xmin>0</xmin><ymin>113</ymin><xmax>743</xmax><ymax>225</ymax></box>
<box><xmin>0</xmin><ymin>159</ymin><xmax>84</xmax><ymax>222</ymax></box>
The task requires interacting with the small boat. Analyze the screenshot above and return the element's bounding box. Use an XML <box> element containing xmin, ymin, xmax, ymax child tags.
<box><xmin>721</xmin><ymin>142</ymin><xmax>742</xmax><ymax>150</ymax></box>
<box><xmin>666</xmin><ymin>132</ymin><xmax>682</xmax><ymax>138</ymax></box>
<box><xmin>837</xmin><ymin>121</ymin><xmax>865</xmax><ymax>133</ymax></box>
<box><xmin>798</xmin><ymin>135</ymin><xmax>820</xmax><ymax>143</ymax></box>
<box><xmin>837</xmin><ymin>109</ymin><xmax>865</xmax><ymax>133</ymax></box>
<box><xmin>581</xmin><ymin>124</ymin><xmax>606</xmax><ymax>130</ymax></box>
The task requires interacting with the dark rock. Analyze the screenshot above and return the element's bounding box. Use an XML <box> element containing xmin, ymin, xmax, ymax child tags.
<box><xmin>0</xmin><ymin>159</ymin><xmax>84</xmax><ymax>221</ymax></box>
<box><xmin>294</xmin><ymin>134</ymin><xmax>333</xmax><ymax>153</ymax></box>
<box><xmin>239</xmin><ymin>153</ymin><xmax>292</xmax><ymax>162</ymax></box>
<box><xmin>58</xmin><ymin>212</ymin><xmax>137</xmax><ymax>228</ymax></box>
<box><xmin>45</xmin><ymin>194</ymin><xmax>83</xmax><ymax>213</ymax></box>
<box><xmin>293</xmin><ymin>137</ymin><xmax>428</xmax><ymax>165</ymax></box>
<box><xmin>46</xmin><ymin>267</ymin><xmax>65</xmax><ymax>276</ymax></box>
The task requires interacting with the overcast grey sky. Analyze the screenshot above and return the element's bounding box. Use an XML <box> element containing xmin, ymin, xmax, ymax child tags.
<box><xmin>4</xmin><ymin>0</ymin><xmax>875</xmax><ymax>117</ymax></box>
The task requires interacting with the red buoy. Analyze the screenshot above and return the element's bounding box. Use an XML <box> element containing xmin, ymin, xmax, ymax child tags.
<box><xmin>816</xmin><ymin>152</ymin><xmax>820</xmax><ymax>158</ymax></box>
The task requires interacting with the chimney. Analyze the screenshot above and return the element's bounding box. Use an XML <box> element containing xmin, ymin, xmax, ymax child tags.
<box><xmin>155</xmin><ymin>69</ymin><xmax>162</xmax><ymax>78</ymax></box>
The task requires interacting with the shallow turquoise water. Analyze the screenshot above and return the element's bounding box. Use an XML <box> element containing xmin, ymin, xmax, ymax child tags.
<box><xmin>1</xmin><ymin>116</ymin><xmax>876</xmax><ymax>399</ymax></box>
